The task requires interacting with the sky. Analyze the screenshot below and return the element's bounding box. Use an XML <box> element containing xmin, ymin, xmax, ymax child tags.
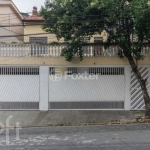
<box><xmin>12</xmin><ymin>0</ymin><xmax>45</xmax><ymax>13</ymax></box>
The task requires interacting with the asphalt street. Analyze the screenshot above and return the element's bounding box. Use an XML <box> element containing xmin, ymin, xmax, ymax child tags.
<box><xmin>0</xmin><ymin>124</ymin><xmax>150</xmax><ymax>150</ymax></box>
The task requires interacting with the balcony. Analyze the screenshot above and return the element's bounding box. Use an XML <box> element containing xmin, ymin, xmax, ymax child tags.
<box><xmin>0</xmin><ymin>44</ymin><xmax>149</xmax><ymax>57</ymax></box>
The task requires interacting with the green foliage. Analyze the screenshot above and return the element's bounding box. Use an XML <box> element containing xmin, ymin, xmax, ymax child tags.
<box><xmin>61</xmin><ymin>39</ymin><xmax>84</xmax><ymax>61</ymax></box>
<box><xmin>40</xmin><ymin>0</ymin><xmax>150</xmax><ymax>61</ymax></box>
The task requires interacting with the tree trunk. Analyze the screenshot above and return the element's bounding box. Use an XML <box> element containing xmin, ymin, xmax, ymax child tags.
<box><xmin>127</xmin><ymin>54</ymin><xmax>150</xmax><ymax>117</ymax></box>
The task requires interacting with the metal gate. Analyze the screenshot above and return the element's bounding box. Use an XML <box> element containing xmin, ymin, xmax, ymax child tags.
<box><xmin>0</xmin><ymin>66</ymin><xmax>39</xmax><ymax>110</ymax></box>
<box><xmin>130</xmin><ymin>66</ymin><xmax>149</xmax><ymax>110</ymax></box>
<box><xmin>49</xmin><ymin>67</ymin><xmax>125</xmax><ymax>110</ymax></box>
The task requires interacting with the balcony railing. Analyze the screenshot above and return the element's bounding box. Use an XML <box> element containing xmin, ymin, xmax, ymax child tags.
<box><xmin>0</xmin><ymin>44</ymin><xmax>149</xmax><ymax>57</ymax></box>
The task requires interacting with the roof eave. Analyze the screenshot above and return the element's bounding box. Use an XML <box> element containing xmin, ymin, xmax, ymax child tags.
<box><xmin>22</xmin><ymin>19</ymin><xmax>44</xmax><ymax>22</ymax></box>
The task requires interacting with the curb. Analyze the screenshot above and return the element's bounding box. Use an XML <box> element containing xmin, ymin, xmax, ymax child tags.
<box><xmin>0</xmin><ymin>119</ymin><xmax>150</xmax><ymax>129</ymax></box>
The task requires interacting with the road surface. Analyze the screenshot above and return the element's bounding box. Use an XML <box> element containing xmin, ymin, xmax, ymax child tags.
<box><xmin>0</xmin><ymin>124</ymin><xmax>150</xmax><ymax>150</ymax></box>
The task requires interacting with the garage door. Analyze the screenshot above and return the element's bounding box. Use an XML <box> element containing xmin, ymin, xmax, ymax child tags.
<box><xmin>0</xmin><ymin>66</ymin><xmax>39</xmax><ymax>110</ymax></box>
<box><xmin>49</xmin><ymin>67</ymin><xmax>125</xmax><ymax>109</ymax></box>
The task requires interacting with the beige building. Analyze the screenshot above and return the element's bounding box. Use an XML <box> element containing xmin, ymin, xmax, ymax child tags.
<box><xmin>0</xmin><ymin>0</ymin><xmax>24</xmax><ymax>42</ymax></box>
<box><xmin>23</xmin><ymin>6</ymin><xmax>106</xmax><ymax>44</ymax></box>
<box><xmin>23</xmin><ymin>7</ymin><xmax>63</xmax><ymax>43</ymax></box>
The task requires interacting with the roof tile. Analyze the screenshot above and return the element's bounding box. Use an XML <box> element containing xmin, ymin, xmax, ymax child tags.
<box><xmin>24</xmin><ymin>6</ymin><xmax>44</xmax><ymax>21</ymax></box>
<box><xmin>25</xmin><ymin>15</ymin><xmax>44</xmax><ymax>21</ymax></box>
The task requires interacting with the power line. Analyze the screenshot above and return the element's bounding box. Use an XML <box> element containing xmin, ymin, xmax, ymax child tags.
<box><xmin>0</xmin><ymin>13</ymin><xmax>103</xmax><ymax>17</ymax></box>
<box><xmin>0</xmin><ymin>16</ymin><xmax>104</xmax><ymax>23</ymax></box>
<box><xmin>0</xmin><ymin>12</ymin><xmax>31</xmax><ymax>20</ymax></box>
<box><xmin>0</xmin><ymin>17</ymin><xmax>136</xmax><ymax>27</ymax></box>
<box><xmin>0</xmin><ymin>37</ymin><xmax>55</xmax><ymax>42</ymax></box>
<box><xmin>0</xmin><ymin>12</ymin><xmax>135</xmax><ymax>20</ymax></box>
<box><xmin>0</xmin><ymin>11</ymin><xmax>137</xmax><ymax>25</ymax></box>
<box><xmin>0</xmin><ymin>17</ymin><xmax>137</xmax><ymax>38</ymax></box>
<box><xmin>0</xmin><ymin>25</ymin><xmax>70</xmax><ymax>41</ymax></box>
<box><xmin>0</xmin><ymin>13</ymin><xmax>32</xmax><ymax>22</ymax></box>
<box><xmin>0</xmin><ymin>23</ymin><xmax>136</xmax><ymax>38</ymax></box>
<box><xmin>0</xmin><ymin>33</ymin><xmax>52</xmax><ymax>38</ymax></box>
<box><xmin>0</xmin><ymin>16</ymin><xmax>18</xmax><ymax>20</ymax></box>
<box><xmin>0</xmin><ymin>12</ymin><xmax>32</xmax><ymax>16</ymax></box>
<box><xmin>0</xmin><ymin>19</ymin><xmax>105</xmax><ymax>27</ymax></box>
<box><xmin>0</xmin><ymin>28</ymin><xmax>109</xmax><ymax>38</ymax></box>
<box><xmin>0</xmin><ymin>23</ymin><xmax>23</xmax><ymax>34</ymax></box>
<box><xmin>0</xmin><ymin>17</ymin><xmax>22</xmax><ymax>23</ymax></box>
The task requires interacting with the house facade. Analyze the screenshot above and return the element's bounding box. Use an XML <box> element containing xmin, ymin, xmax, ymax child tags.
<box><xmin>0</xmin><ymin>43</ymin><xmax>149</xmax><ymax>111</ymax></box>
<box><xmin>0</xmin><ymin>2</ymin><xmax>149</xmax><ymax>111</ymax></box>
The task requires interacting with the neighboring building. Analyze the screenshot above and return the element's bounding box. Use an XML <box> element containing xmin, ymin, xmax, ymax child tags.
<box><xmin>23</xmin><ymin>6</ymin><xmax>64</xmax><ymax>43</ymax></box>
<box><xmin>0</xmin><ymin>23</ymin><xmax>21</xmax><ymax>42</ymax></box>
<box><xmin>23</xmin><ymin>6</ymin><xmax>106</xmax><ymax>44</ymax></box>
<box><xmin>21</xmin><ymin>12</ymin><xmax>29</xmax><ymax>19</ymax></box>
<box><xmin>0</xmin><ymin>0</ymin><xmax>24</xmax><ymax>42</ymax></box>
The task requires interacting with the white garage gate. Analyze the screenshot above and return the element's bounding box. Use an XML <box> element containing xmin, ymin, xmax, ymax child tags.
<box><xmin>0</xmin><ymin>66</ymin><xmax>40</xmax><ymax>110</ymax></box>
<box><xmin>49</xmin><ymin>67</ymin><xmax>125</xmax><ymax>109</ymax></box>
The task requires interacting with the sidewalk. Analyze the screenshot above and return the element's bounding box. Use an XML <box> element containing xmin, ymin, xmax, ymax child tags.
<box><xmin>0</xmin><ymin>110</ymin><xmax>144</xmax><ymax>127</ymax></box>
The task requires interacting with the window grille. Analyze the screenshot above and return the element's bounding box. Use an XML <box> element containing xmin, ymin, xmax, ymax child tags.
<box><xmin>29</xmin><ymin>37</ymin><xmax>48</xmax><ymax>55</ymax></box>
<box><xmin>80</xmin><ymin>37</ymin><xmax>90</xmax><ymax>54</ymax></box>
<box><xmin>49</xmin><ymin>102</ymin><xmax>124</xmax><ymax>109</ymax></box>
<box><xmin>29</xmin><ymin>37</ymin><xmax>47</xmax><ymax>43</ymax></box>
<box><xmin>80</xmin><ymin>37</ymin><xmax>90</xmax><ymax>43</ymax></box>
<box><xmin>0</xmin><ymin>102</ymin><xmax>39</xmax><ymax>110</ymax></box>
<box><xmin>49</xmin><ymin>67</ymin><xmax>55</xmax><ymax>75</ymax></box>
<box><xmin>94</xmin><ymin>37</ymin><xmax>103</xmax><ymax>43</ymax></box>
<box><xmin>0</xmin><ymin>67</ymin><xmax>39</xmax><ymax>75</ymax></box>
<box><xmin>67</xmin><ymin>67</ymin><xmax>78</xmax><ymax>75</ymax></box>
<box><xmin>93</xmin><ymin>37</ymin><xmax>103</xmax><ymax>56</ymax></box>
<box><xmin>89</xmin><ymin>67</ymin><xmax>124</xmax><ymax>75</ymax></box>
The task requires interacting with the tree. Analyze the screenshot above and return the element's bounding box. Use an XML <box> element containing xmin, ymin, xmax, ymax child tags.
<box><xmin>40</xmin><ymin>0</ymin><xmax>105</xmax><ymax>61</ymax></box>
<box><xmin>40</xmin><ymin>0</ymin><xmax>150</xmax><ymax>117</ymax></box>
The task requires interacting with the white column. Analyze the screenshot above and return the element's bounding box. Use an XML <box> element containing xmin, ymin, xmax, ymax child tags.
<box><xmin>124</xmin><ymin>66</ymin><xmax>131</xmax><ymax>110</ymax></box>
<box><xmin>148</xmin><ymin>66</ymin><xmax>150</xmax><ymax>97</ymax></box>
<box><xmin>39</xmin><ymin>66</ymin><xmax>49</xmax><ymax>111</ymax></box>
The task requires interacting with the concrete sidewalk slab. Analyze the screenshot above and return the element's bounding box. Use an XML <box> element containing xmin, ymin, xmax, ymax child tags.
<box><xmin>0</xmin><ymin>110</ymin><xmax>144</xmax><ymax>127</ymax></box>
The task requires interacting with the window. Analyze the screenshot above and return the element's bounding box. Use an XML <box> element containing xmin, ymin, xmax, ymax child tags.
<box><xmin>80</xmin><ymin>37</ymin><xmax>90</xmax><ymax>43</ymax></box>
<box><xmin>29</xmin><ymin>37</ymin><xmax>47</xmax><ymax>43</ymax></box>
<box><xmin>29</xmin><ymin>37</ymin><xmax>48</xmax><ymax>55</ymax></box>
<box><xmin>94</xmin><ymin>37</ymin><xmax>103</xmax><ymax>43</ymax></box>
<box><xmin>80</xmin><ymin>37</ymin><xmax>90</xmax><ymax>55</ymax></box>
<box><xmin>94</xmin><ymin>37</ymin><xmax>103</xmax><ymax>56</ymax></box>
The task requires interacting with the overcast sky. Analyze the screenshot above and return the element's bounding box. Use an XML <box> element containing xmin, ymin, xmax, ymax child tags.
<box><xmin>12</xmin><ymin>0</ymin><xmax>45</xmax><ymax>13</ymax></box>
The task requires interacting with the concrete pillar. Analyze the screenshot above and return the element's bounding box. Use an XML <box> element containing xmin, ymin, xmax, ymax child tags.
<box><xmin>124</xmin><ymin>66</ymin><xmax>131</xmax><ymax>110</ymax></box>
<box><xmin>39</xmin><ymin>66</ymin><xmax>49</xmax><ymax>111</ymax></box>
<box><xmin>148</xmin><ymin>66</ymin><xmax>150</xmax><ymax>97</ymax></box>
